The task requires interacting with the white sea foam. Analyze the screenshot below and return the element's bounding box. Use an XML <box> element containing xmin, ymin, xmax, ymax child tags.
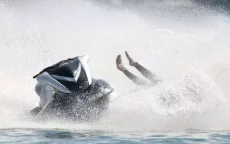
<box><xmin>0</xmin><ymin>0</ymin><xmax>230</xmax><ymax>131</ymax></box>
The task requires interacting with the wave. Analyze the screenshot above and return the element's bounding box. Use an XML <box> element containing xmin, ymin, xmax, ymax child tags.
<box><xmin>0</xmin><ymin>0</ymin><xmax>230</xmax><ymax>131</ymax></box>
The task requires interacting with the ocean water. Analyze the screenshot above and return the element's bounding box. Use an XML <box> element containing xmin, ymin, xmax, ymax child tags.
<box><xmin>1</xmin><ymin>129</ymin><xmax>230</xmax><ymax>144</ymax></box>
<box><xmin>0</xmin><ymin>0</ymin><xmax>230</xmax><ymax>143</ymax></box>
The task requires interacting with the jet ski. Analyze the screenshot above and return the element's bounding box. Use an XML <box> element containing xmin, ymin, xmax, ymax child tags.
<box><xmin>31</xmin><ymin>55</ymin><xmax>114</xmax><ymax>122</ymax></box>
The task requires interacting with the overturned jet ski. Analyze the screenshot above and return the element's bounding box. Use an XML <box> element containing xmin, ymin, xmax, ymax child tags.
<box><xmin>31</xmin><ymin>55</ymin><xmax>113</xmax><ymax>122</ymax></box>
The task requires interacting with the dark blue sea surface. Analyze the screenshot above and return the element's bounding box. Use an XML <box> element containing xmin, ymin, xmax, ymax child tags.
<box><xmin>1</xmin><ymin>129</ymin><xmax>230</xmax><ymax>144</ymax></box>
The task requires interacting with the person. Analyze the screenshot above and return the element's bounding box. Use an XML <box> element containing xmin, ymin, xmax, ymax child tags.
<box><xmin>30</xmin><ymin>55</ymin><xmax>113</xmax><ymax>120</ymax></box>
<box><xmin>116</xmin><ymin>51</ymin><xmax>161</xmax><ymax>86</ymax></box>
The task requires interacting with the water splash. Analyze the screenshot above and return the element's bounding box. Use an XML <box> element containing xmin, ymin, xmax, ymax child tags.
<box><xmin>0</xmin><ymin>0</ymin><xmax>230</xmax><ymax>131</ymax></box>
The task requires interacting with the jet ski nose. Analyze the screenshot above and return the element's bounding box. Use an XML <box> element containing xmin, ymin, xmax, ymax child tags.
<box><xmin>78</xmin><ymin>54</ymin><xmax>92</xmax><ymax>85</ymax></box>
<box><xmin>78</xmin><ymin>55</ymin><xmax>89</xmax><ymax>64</ymax></box>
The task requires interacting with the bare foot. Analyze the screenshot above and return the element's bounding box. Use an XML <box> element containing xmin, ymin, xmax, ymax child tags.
<box><xmin>116</xmin><ymin>55</ymin><xmax>126</xmax><ymax>71</ymax></box>
<box><xmin>125</xmin><ymin>51</ymin><xmax>136</xmax><ymax>66</ymax></box>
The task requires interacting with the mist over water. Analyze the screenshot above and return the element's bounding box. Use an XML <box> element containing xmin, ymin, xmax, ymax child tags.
<box><xmin>0</xmin><ymin>0</ymin><xmax>230</xmax><ymax>131</ymax></box>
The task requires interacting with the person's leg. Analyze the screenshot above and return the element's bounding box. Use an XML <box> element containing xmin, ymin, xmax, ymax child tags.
<box><xmin>125</xmin><ymin>51</ymin><xmax>160</xmax><ymax>84</ymax></box>
<box><xmin>116</xmin><ymin>55</ymin><xmax>148</xmax><ymax>85</ymax></box>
